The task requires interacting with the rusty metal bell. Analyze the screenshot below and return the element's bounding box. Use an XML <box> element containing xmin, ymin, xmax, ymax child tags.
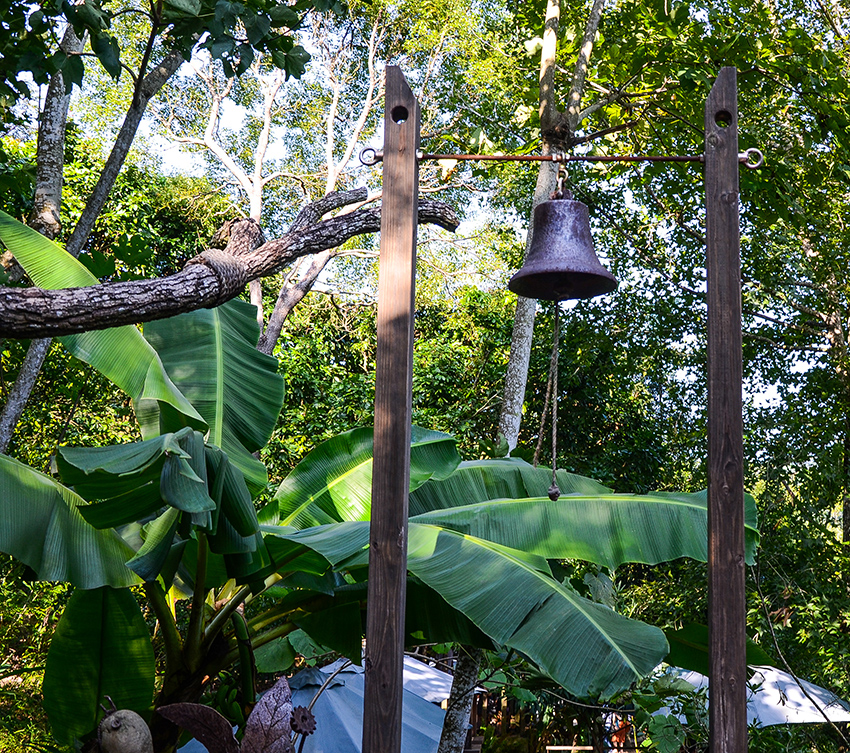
<box><xmin>508</xmin><ymin>198</ymin><xmax>618</xmax><ymax>301</ymax></box>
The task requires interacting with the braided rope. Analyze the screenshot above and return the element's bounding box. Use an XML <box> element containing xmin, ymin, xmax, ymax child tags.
<box><xmin>187</xmin><ymin>249</ymin><xmax>249</xmax><ymax>302</ymax></box>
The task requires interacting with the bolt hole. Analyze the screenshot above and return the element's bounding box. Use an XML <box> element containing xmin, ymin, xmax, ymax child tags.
<box><xmin>715</xmin><ymin>110</ymin><xmax>733</xmax><ymax>127</ymax></box>
<box><xmin>391</xmin><ymin>105</ymin><xmax>409</xmax><ymax>124</ymax></box>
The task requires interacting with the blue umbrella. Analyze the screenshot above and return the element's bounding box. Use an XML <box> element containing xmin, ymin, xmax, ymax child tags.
<box><xmin>290</xmin><ymin>661</ymin><xmax>446</xmax><ymax>753</ymax></box>
<box><xmin>178</xmin><ymin>660</ymin><xmax>446</xmax><ymax>752</ymax></box>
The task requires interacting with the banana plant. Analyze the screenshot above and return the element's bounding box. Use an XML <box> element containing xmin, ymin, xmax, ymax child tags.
<box><xmin>0</xmin><ymin>211</ymin><xmax>760</xmax><ymax>751</ymax></box>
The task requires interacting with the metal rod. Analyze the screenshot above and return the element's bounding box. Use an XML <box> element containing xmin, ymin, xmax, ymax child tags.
<box><xmin>423</xmin><ymin>153</ymin><xmax>704</xmax><ymax>163</ymax></box>
<box><xmin>359</xmin><ymin>147</ymin><xmax>764</xmax><ymax>168</ymax></box>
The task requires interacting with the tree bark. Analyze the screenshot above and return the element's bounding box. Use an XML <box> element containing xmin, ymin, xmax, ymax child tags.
<box><xmin>436</xmin><ymin>648</ymin><xmax>483</xmax><ymax>753</ymax></box>
<box><xmin>497</xmin><ymin>0</ymin><xmax>562</xmax><ymax>452</ymax></box>
<box><xmin>64</xmin><ymin>48</ymin><xmax>186</xmax><ymax>258</ymax></box>
<box><xmin>30</xmin><ymin>27</ymin><xmax>83</xmax><ymax>239</ymax></box>
<box><xmin>0</xmin><ymin>199</ymin><xmax>458</xmax><ymax>339</ymax></box>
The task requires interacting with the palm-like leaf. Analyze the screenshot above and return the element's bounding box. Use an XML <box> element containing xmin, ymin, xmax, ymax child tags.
<box><xmin>0</xmin><ymin>210</ymin><xmax>202</xmax><ymax>422</ymax></box>
<box><xmin>138</xmin><ymin>299</ymin><xmax>284</xmax><ymax>492</ymax></box>
<box><xmin>261</xmin><ymin>426</ymin><xmax>462</xmax><ymax>526</ymax></box>
<box><xmin>43</xmin><ymin>587</ymin><xmax>155</xmax><ymax>744</ymax></box>
<box><xmin>411</xmin><ymin>486</ymin><xmax>759</xmax><ymax>568</ymax></box>
<box><xmin>286</xmin><ymin>520</ymin><xmax>668</xmax><ymax>700</ymax></box>
<box><xmin>409</xmin><ymin>458</ymin><xmax>612</xmax><ymax>516</ymax></box>
<box><xmin>0</xmin><ymin>455</ymin><xmax>136</xmax><ymax>588</ymax></box>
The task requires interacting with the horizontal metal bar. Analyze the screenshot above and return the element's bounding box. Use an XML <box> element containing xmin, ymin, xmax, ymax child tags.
<box><xmin>359</xmin><ymin>147</ymin><xmax>764</xmax><ymax>169</ymax></box>
<box><xmin>422</xmin><ymin>152</ymin><xmax>703</xmax><ymax>163</ymax></box>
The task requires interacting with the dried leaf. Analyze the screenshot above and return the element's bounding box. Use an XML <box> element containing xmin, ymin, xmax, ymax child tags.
<box><xmin>157</xmin><ymin>703</ymin><xmax>240</xmax><ymax>753</ymax></box>
<box><xmin>241</xmin><ymin>676</ymin><xmax>294</xmax><ymax>753</ymax></box>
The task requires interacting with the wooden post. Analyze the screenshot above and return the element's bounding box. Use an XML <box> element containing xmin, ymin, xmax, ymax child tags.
<box><xmin>705</xmin><ymin>67</ymin><xmax>746</xmax><ymax>753</ymax></box>
<box><xmin>362</xmin><ymin>66</ymin><xmax>420</xmax><ymax>753</ymax></box>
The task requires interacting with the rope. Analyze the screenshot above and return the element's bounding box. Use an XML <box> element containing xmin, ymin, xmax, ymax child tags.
<box><xmin>548</xmin><ymin>304</ymin><xmax>561</xmax><ymax>501</ymax></box>
<box><xmin>187</xmin><ymin>249</ymin><xmax>249</xmax><ymax>302</ymax></box>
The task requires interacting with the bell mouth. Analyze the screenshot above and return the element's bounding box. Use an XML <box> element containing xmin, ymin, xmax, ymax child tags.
<box><xmin>508</xmin><ymin>269</ymin><xmax>617</xmax><ymax>301</ymax></box>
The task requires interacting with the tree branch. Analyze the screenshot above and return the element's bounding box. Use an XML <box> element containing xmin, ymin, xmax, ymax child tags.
<box><xmin>0</xmin><ymin>198</ymin><xmax>458</xmax><ymax>338</ymax></box>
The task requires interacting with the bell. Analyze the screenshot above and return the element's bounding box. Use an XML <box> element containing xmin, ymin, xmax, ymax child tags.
<box><xmin>508</xmin><ymin>198</ymin><xmax>618</xmax><ymax>301</ymax></box>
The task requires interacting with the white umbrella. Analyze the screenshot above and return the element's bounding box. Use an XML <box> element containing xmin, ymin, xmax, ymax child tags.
<box><xmin>667</xmin><ymin>665</ymin><xmax>850</xmax><ymax>727</ymax></box>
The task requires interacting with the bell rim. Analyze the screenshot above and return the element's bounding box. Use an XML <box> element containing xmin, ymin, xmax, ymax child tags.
<box><xmin>508</xmin><ymin>268</ymin><xmax>618</xmax><ymax>301</ymax></box>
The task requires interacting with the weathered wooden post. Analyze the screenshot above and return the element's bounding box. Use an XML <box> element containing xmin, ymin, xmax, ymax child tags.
<box><xmin>705</xmin><ymin>67</ymin><xmax>746</xmax><ymax>753</ymax></box>
<box><xmin>362</xmin><ymin>66</ymin><xmax>420</xmax><ymax>753</ymax></box>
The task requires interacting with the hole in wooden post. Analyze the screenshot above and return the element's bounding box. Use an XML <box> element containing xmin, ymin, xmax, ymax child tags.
<box><xmin>391</xmin><ymin>105</ymin><xmax>409</xmax><ymax>124</ymax></box>
<box><xmin>715</xmin><ymin>110</ymin><xmax>732</xmax><ymax>127</ymax></box>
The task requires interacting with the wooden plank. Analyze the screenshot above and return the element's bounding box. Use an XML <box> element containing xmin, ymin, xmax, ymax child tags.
<box><xmin>361</xmin><ymin>65</ymin><xmax>420</xmax><ymax>753</ymax></box>
<box><xmin>705</xmin><ymin>67</ymin><xmax>746</xmax><ymax>753</ymax></box>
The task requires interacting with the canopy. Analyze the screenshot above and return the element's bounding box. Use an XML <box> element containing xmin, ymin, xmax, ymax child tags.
<box><xmin>178</xmin><ymin>658</ymin><xmax>450</xmax><ymax>752</ymax></box>
<box><xmin>289</xmin><ymin>660</ymin><xmax>446</xmax><ymax>753</ymax></box>
<box><xmin>668</xmin><ymin>665</ymin><xmax>850</xmax><ymax>726</ymax></box>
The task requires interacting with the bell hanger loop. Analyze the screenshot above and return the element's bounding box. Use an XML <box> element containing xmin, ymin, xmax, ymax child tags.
<box><xmin>552</xmin><ymin>164</ymin><xmax>572</xmax><ymax>201</ymax></box>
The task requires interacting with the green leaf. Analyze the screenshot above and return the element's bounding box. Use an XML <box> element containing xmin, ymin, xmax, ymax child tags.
<box><xmin>268</xmin><ymin>4</ymin><xmax>299</xmax><ymax>27</ymax></box>
<box><xmin>410</xmin><ymin>461</ymin><xmax>759</xmax><ymax>567</ymax></box>
<box><xmin>284</xmin><ymin>45</ymin><xmax>310</xmax><ymax>77</ymax></box>
<box><xmin>409</xmin><ymin>457</ymin><xmax>612</xmax><ymax>516</ymax></box>
<box><xmin>58</xmin><ymin>428</ymin><xmax>190</xmax><ymax>496</ymax></box>
<box><xmin>77</xmin><ymin>482</ymin><xmax>163</xmax><ymax>529</ymax></box>
<box><xmin>43</xmin><ymin>587</ymin><xmax>155</xmax><ymax>745</ymax></box>
<box><xmin>263</xmin><ymin>426</ymin><xmax>461</xmax><ymax>527</ymax></box>
<box><xmin>164</xmin><ymin>0</ymin><xmax>201</xmax><ymax>14</ymax></box>
<box><xmin>294</xmin><ymin>601</ymin><xmax>362</xmax><ymax>663</ymax></box>
<box><xmin>406</xmin><ymin>524</ymin><xmax>668</xmax><ymax>699</ymax></box>
<box><xmin>664</xmin><ymin>623</ymin><xmax>774</xmax><ymax>675</ymax></box>
<box><xmin>255</xmin><ymin>635</ymin><xmax>297</xmax><ymax>673</ymax></box>
<box><xmin>0</xmin><ymin>211</ymin><xmax>203</xmax><ymax>425</ymax></box>
<box><xmin>0</xmin><ymin>454</ymin><xmax>136</xmax><ymax>588</ymax></box>
<box><xmin>242</xmin><ymin>12</ymin><xmax>270</xmax><ymax>45</ymax></box>
<box><xmin>206</xmin><ymin>445</ymin><xmax>258</xmax><ymax>537</ymax></box>
<box><xmin>157</xmin><ymin>431</ymin><xmax>215</xmax><ymax>517</ymax></box>
<box><xmin>91</xmin><ymin>32</ymin><xmax>121</xmax><ymax>80</ymax></box>
<box><xmin>647</xmin><ymin>714</ymin><xmax>685</xmax><ymax>753</ymax></box>
<box><xmin>139</xmin><ymin>300</ymin><xmax>284</xmax><ymax>493</ymax></box>
<box><xmin>287</xmin><ymin>521</ymin><xmax>668</xmax><ymax>700</ymax></box>
<box><xmin>126</xmin><ymin>508</ymin><xmax>181</xmax><ymax>581</ymax></box>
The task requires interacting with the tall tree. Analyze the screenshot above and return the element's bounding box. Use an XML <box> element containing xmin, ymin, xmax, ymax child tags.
<box><xmin>0</xmin><ymin>0</ymin><xmax>314</xmax><ymax>451</ymax></box>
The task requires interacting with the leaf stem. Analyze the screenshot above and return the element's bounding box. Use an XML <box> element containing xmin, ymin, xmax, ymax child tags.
<box><xmin>186</xmin><ymin>532</ymin><xmax>209</xmax><ymax>663</ymax></box>
<box><xmin>144</xmin><ymin>580</ymin><xmax>183</xmax><ymax>669</ymax></box>
<box><xmin>204</xmin><ymin>584</ymin><xmax>252</xmax><ymax>644</ymax></box>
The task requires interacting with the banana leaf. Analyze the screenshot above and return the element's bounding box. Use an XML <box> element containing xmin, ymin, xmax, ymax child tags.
<box><xmin>261</xmin><ymin>426</ymin><xmax>462</xmax><ymax>527</ymax></box>
<box><xmin>42</xmin><ymin>587</ymin><xmax>155</xmax><ymax>744</ymax></box>
<box><xmin>411</xmin><ymin>488</ymin><xmax>760</xmax><ymax>567</ymax></box>
<box><xmin>409</xmin><ymin>457</ymin><xmax>612</xmax><ymax>516</ymax></box>
<box><xmin>138</xmin><ymin>299</ymin><xmax>284</xmax><ymax>493</ymax></box>
<box><xmin>0</xmin><ymin>454</ymin><xmax>136</xmax><ymax>588</ymax></box>
<box><xmin>0</xmin><ymin>210</ymin><xmax>202</xmax><ymax>424</ymax></box>
<box><xmin>286</xmin><ymin>520</ymin><xmax>668</xmax><ymax>700</ymax></box>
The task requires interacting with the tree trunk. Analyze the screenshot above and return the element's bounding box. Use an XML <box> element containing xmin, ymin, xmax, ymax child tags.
<box><xmin>436</xmin><ymin>648</ymin><xmax>484</xmax><ymax>753</ymax></box>
<box><xmin>497</xmin><ymin>0</ymin><xmax>605</xmax><ymax>452</ymax></box>
<box><xmin>0</xmin><ymin>25</ymin><xmax>83</xmax><ymax>454</ymax></box>
<box><xmin>843</xmin><ymin>411</ymin><xmax>850</xmax><ymax>544</ymax></box>
<box><xmin>497</xmin><ymin>0</ymin><xmax>562</xmax><ymax>451</ymax></box>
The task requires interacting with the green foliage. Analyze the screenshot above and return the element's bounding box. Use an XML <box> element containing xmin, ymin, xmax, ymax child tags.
<box><xmin>0</xmin><ymin>556</ymin><xmax>71</xmax><ymax>752</ymax></box>
<box><xmin>42</xmin><ymin>587</ymin><xmax>155</xmax><ymax>746</ymax></box>
<box><xmin>0</xmin><ymin>0</ymin><xmax>319</xmax><ymax>127</ymax></box>
<box><xmin>0</xmin><ymin>209</ymin><xmax>203</xmax><ymax>424</ymax></box>
<box><xmin>138</xmin><ymin>299</ymin><xmax>284</xmax><ymax>492</ymax></box>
